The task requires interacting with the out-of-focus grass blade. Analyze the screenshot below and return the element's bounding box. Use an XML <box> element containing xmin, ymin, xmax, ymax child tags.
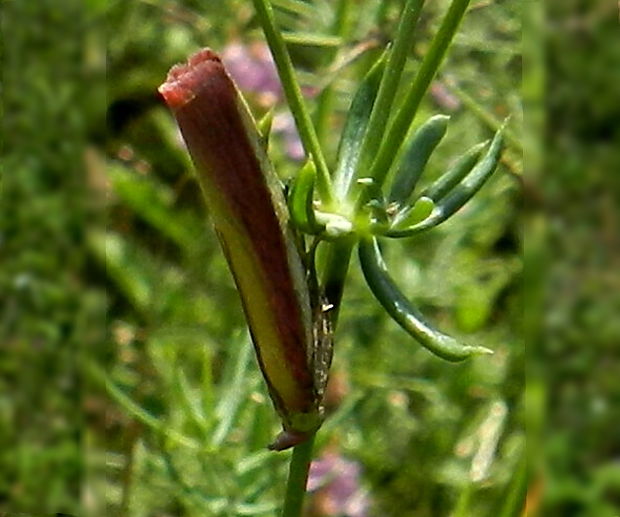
<box><xmin>90</xmin><ymin>362</ymin><xmax>199</xmax><ymax>449</ymax></box>
<box><xmin>175</xmin><ymin>366</ymin><xmax>211</xmax><ymax>435</ymax></box>
<box><xmin>234</xmin><ymin>502</ymin><xmax>281</xmax><ymax>515</ymax></box>
<box><xmin>90</xmin><ymin>231</ymin><xmax>153</xmax><ymax>314</ymax></box>
<box><xmin>271</xmin><ymin>0</ymin><xmax>318</xmax><ymax>18</ymax></box>
<box><xmin>109</xmin><ymin>164</ymin><xmax>197</xmax><ymax>252</ymax></box>
<box><xmin>447</xmin><ymin>80</ymin><xmax>522</xmax><ymax>153</ymax></box>
<box><xmin>211</xmin><ymin>333</ymin><xmax>254</xmax><ymax>447</ymax></box>
<box><xmin>91</xmin><ymin>230</ymin><xmax>188</xmax><ymax>317</ymax></box>
<box><xmin>282</xmin><ymin>32</ymin><xmax>343</xmax><ymax>47</ymax></box>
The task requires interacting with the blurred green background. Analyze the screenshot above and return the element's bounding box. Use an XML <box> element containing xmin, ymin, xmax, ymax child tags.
<box><xmin>0</xmin><ymin>0</ymin><xmax>617</xmax><ymax>516</ymax></box>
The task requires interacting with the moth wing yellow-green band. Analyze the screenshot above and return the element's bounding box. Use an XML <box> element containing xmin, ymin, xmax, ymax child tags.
<box><xmin>159</xmin><ymin>49</ymin><xmax>328</xmax><ymax>447</ymax></box>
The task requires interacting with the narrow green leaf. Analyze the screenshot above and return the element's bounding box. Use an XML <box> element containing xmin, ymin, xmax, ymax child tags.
<box><xmin>387</xmin><ymin>114</ymin><xmax>450</xmax><ymax>207</ymax></box>
<box><xmin>368</xmin><ymin>0</ymin><xmax>472</xmax><ymax>187</ymax></box>
<box><xmin>288</xmin><ymin>159</ymin><xmax>322</xmax><ymax>233</ymax></box>
<box><xmin>421</xmin><ymin>140</ymin><xmax>488</xmax><ymax>201</ymax></box>
<box><xmin>257</xmin><ymin>108</ymin><xmax>274</xmax><ymax>147</ymax></box>
<box><xmin>387</xmin><ymin>125</ymin><xmax>504</xmax><ymax>237</ymax></box>
<box><xmin>109</xmin><ymin>164</ymin><xmax>196</xmax><ymax>251</ymax></box>
<box><xmin>358</xmin><ymin>237</ymin><xmax>493</xmax><ymax>361</ymax></box>
<box><xmin>391</xmin><ymin>195</ymin><xmax>434</xmax><ymax>228</ymax></box>
<box><xmin>282</xmin><ymin>32</ymin><xmax>343</xmax><ymax>47</ymax></box>
<box><xmin>356</xmin><ymin>0</ymin><xmax>427</xmax><ymax>182</ymax></box>
<box><xmin>251</xmin><ymin>0</ymin><xmax>334</xmax><ymax>205</ymax></box>
<box><xmin>271</xmin><ymin>0</ymin><xmax>317</xmax><ymax>18</ymax></box>
<box><xmin>333</xmin><ymin>52</ymin><xmax>387</xmax><ymax>200</ymax></box>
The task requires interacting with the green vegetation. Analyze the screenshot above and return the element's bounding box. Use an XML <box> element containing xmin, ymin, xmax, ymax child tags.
<box><xmin>1</xmin><ymin>0</ymin><xmax>616</xmax><ymax>516</ymax></box>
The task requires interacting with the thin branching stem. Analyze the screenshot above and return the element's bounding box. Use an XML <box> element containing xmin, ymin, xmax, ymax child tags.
<box><xmin>320</xmin><ymin>0</ymin><xmax>427</xmax><ymax>324</ymax></box>
<box><xmin>252</xmin><ymin>0</ymin><xmax>334</xmax><ymax>206</ymax></box>
<box><xmin>368</xmin><ymin>0</ymin><xmax>472</xmax><ymax>188</ymax></box>
<box><xmin>356</xmin><ymin>0</ymin><xmax>425</xmax><ymax>185</ymax></box>
<box><xmin>315</xmin><ymin>0</ymin><xmax>354</xmax><ymax>144</ymax></box>
<box><xmin>251</xmin><ymin>2</ymin><xmax>476</xmax><ymax>516</ymax></box>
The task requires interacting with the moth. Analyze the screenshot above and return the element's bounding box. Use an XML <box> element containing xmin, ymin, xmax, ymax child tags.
<box><xmin>159</xmin><ymin>49</ymin><xmax>332</xmax><ymax>450</ymax></box>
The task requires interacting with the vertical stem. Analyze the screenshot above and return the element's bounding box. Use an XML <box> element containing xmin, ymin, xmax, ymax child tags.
<box><xmin>368</xmin><ymin>0</ymin><xmax>472</xmax><ymax>188</ymax></box>
<box><xmin>281</xmin><ymin>434</ymin><xmax>316</xmax><ymax>517</ymax></box>
<box><xmin>356</xmin><ymin>0</ymin><xmax>426</xmax><ymax>178</ymax></box>
<box><xmin>252</xmin><ymin>2</ymin><xmax>475</xmax><ymax>516</ymax></box>
<box><xmin>452</xmin><ymin>481</ymin><xmax>474</xmax><ymax>517</ymax></box>
<box><xmin>280</xmin><ymin>237</ymin><xmax>354</xmax><ymax>517</ymax></box>
<box><xmin>375</xmin><ymin>0</ymin><xmax>392</xmax><ymax>28</ymax></box>
<box><xmin>120</xmin><ymin>423</ymin><xmax>140</xmax><ymax>516</ymax></box>
<box><xmin>315</xmin><ymin>0</ymin><xmax>354</xmax><ymax>144</ymax></box>
<box><xmin>321</xmin><ymin>238</ymin><xmax>355</xmax><ymax>326</ymax></box>
<box><xmin>252</xmin><ymin>0</ymin><xmax>334</xmax><ymax>206</ymax></box>
<box><xmin>498</xmin><ymin>451</ymin><xmax>527</xmax><ymax>517</ymax></box>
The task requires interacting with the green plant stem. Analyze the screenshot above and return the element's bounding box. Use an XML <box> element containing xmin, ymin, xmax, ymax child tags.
<box><xmin>278</xmin><ymin>6</ymin><xmax>472</xmax><ymax>512</ymax></box>
<box><xmin>356</xmin><ymin>0</ymin><xmax>425</xmax><ymax>181</ymax></box>
<box><xmin>254</xmin><ymin>2</ymin><xmax>474</xmax><ymax>516</ymax></box>
<box><xmin>252</xmin><ymin>0</ymin><xmax>334</xmax><ymax>206</ymax></box>
<box><xmin>375</xmin><ymin>0</ymin><xmax>392</xmax><ymax>27</ymax></box>
<box><xmin>368</xmin><ymin>0</ymin><xmax>472</xmax><ymax>188</ymax></box>
<box><xmin>452</xmin><ymin>481</ymin><xmax>474</xmax><ymax>517</ymax></box>
<box><xmin>278</xmin><ymin>238</ymin><xmax>353</xmax><ymax>517</ymax></box>
<box><xmin>498</xmin><ymin>450</ymin><xmax>527</xmax><ymax>517</ymax></box>
<box><xmin>314</xmin><ymin>0</ymin><xmax>354</xmax><ymax>145</ymax></box>
<box><xmin>321</xmin><ymin>238</ymin><xmax>356</xmax><ymax>326</ymax></box>
<box><xmin>281</xmin><ymin>434</ymin><xmax>316</xmax><ymax>517</ymax></box>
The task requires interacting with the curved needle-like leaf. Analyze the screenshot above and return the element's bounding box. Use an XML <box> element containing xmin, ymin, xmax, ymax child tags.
<box><xmin>257</xmin><ymin>108</ymin><xmax>275</xmax><ymax>147</ymax></box>
<box><xmin>333</xmin><ymin>52</ymin><xmax>387</xmax><ymax>200</ymax></box>
<box><xmin>288</xmin><ymin>160</ymin><xmax>323</xmax><ymax>234</ymax></box>
<box><xmin>358</xmin><ymin>237</ymin><xmax>492</xmax><ymax>361</ymax></box>
<box><xmin>387</xmin><ymin>125</ymin><xmax>504</xmax><ymax>237</ymax></box>
<box><xmin>391</xmin><ymin>196</ymin><xmax>435</xmax><ymax>228</ymax></box>
<box><xmin>388</xmin><ymin>114</ymin><xmax>449</xmax><ymax>207</ymax></box>
<box><xmin>421</xmin><ymin>140</ymin><xmax>488</xmax><ymax>201</ymax></box>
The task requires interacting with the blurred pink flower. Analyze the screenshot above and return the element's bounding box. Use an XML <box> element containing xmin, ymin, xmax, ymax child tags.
<box><xmin>273</xmin><ymin>112</ymin><xmax>305</xmax><ymax>161</ymax></box>
<box><xmin>222</xmin><ymin>42</ymin><xmax>315</xmax><ymax>161</ymax></box>
<box><xmin>222</xmin><ymin>41</ymin><xmax>283</xmax><ymax>104</ymax></box>
<box><xmin>430</xmin><ymin>81</ymin><xmax>461</xmax><ymax>111</ymax></box>
<box><xmin>308</xmin><ymin>452</ymin><xmax>371</xmax><ymax>517</ymax></box>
